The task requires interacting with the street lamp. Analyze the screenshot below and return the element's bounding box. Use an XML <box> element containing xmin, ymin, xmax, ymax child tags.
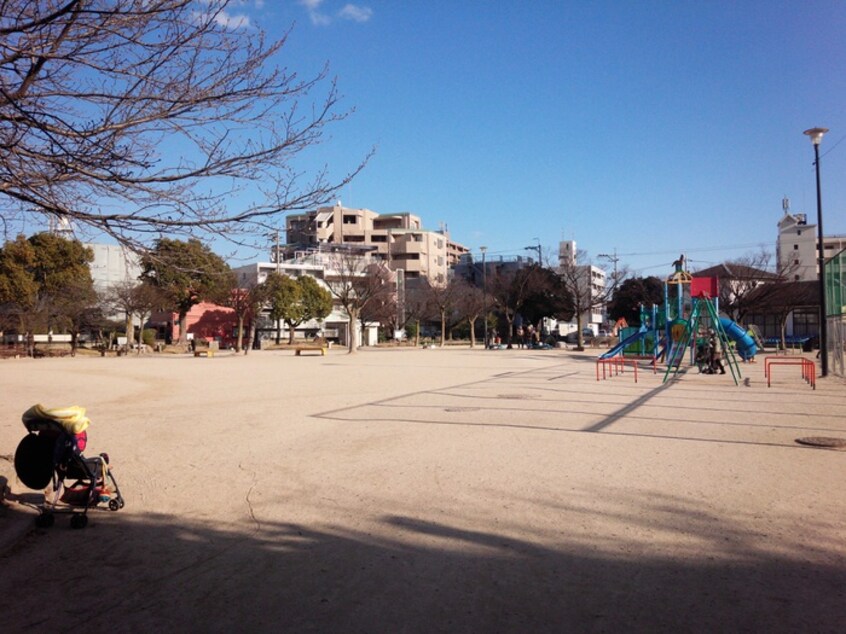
<box><xmin>480</xmin><ymin>246</ymin><xmax>488</xmax><ymax>348</ymax></box>
<box><xmin>804</xmin><ymin>126</ymin><xmax>829</xmax><ymax>377</ymax></box>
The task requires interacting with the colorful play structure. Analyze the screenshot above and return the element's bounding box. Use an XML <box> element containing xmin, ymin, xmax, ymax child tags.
<box><xmin>600</xmin><ymin>257</ymin><xmax>758</xmax><ymax>385</ymax></box>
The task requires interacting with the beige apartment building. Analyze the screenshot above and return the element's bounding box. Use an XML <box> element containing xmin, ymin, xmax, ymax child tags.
<box><xmin>286</xmin><ymin>203</ymin><xmax>468</xmax><ymax>285</ymax></box>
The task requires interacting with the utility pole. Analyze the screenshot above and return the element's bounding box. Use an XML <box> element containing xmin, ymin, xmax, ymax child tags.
<box><xmin>597</xmin><ymin>249</ymin><xmax>619</xmax><ymax>285</ymax></box>
<box><xmin>480</xmin><ymin>246</ymin><xmax>488</xmax><ymax>348</ymax></box>
<box><xmin>524</xmin><ymin>238</ymin><xmax>542</xmax><ymax>266</ymax></box>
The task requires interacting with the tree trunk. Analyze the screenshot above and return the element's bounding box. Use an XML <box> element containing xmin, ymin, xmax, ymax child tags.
<box><xmin>236</xmin><ymin>315</ymin><xmax>245</xmax><ymax>352</ymax></box>
<box><xmin>178</xmin><ymin>312</ymin><xmax>189</xmax><ymax>344</ymax></box>
<box><xmin>440</xmin><ymin>310</ymin><xmax>446</xmax><ymax>347</ymax></box>
<box><xmin>347</xmin><ymin>309</ymin><xmax>359</xmax><ymax>354</ymax></box>
<box><xmin>275</xmin><ymin>319</ymin><xmax>282</xmax><ymax>345</ymax></box>
<box><xmin>468</xmin><ymin>317</ymin><xmax>477</xmax><ymax>348</ymax></box>
<box><xmin>287</xmin><ymin>321</ymin><xmax>296</xmax><ymax>344</ymax></box>
<box><xmin>576</xmin><ymin>313</ymin><xmax>585</xmax><ymax>351</ymax></box>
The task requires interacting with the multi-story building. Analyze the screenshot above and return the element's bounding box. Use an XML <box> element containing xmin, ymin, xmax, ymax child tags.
<box><xmin>777</xmin><ymin>199</ymin><xmax>846</xmax><ymax>282</ymax></box>
<box><xmin>285</xmin><ymin>203</ymin><xmax>468</xmax><ymax>285</ymax></box>
<box><xmin>556</xmin><ymin>240</ymin><xmax>606</xmax><ymax>335</ymax></box>
<box><xmin>233</xmin><ymin>247</ymin><xmax>382</xmax><ymax>347</ymax></box>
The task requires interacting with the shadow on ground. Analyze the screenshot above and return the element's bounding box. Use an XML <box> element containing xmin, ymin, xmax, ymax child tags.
<box><xmin>1</xmin><ymin>496</ymin><xmax>843</xmax><ymax>633</ymax></box>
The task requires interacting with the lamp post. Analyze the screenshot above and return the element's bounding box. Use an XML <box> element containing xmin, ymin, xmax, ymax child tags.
<box><xmin>804</xmin><ymin>126</ymin><xmax>829</xmax><ymax>377</ymax></box>
<box><xmin>480</xmin><ymin>246</ymin><xmax>488</xmax><ymax>348</ymax></box>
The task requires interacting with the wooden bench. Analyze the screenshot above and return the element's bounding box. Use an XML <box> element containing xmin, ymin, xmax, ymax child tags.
<box><xmin>293</xmin><ymin>338</ymin><xmax>328</xmax><ymax>356</ymax></box>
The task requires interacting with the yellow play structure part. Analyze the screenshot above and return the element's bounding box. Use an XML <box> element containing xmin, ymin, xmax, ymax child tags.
<box><xmin>22</xmin><ymin>404</ymin><xmax>90</xmax><ymax>435</ymax></box>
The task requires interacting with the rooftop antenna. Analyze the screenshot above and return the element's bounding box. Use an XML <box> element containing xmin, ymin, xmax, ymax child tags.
<box><xmin>782</xmin><ymin>196</ymin><xmax>790</xmax><ymax>213</ymax></box>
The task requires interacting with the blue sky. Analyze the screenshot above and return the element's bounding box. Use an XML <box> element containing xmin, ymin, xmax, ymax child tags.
<box><xmin>226</xmin><ymin>1</ymin><xmax>846</xmax><ymax>275</ymax></box>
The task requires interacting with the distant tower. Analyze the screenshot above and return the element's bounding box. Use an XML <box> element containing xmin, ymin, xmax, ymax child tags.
<box><xmin>558</xmin><ymin>240</ymin><xmax>576</xmax><ymax>267</ymax></box>
<box><xmin>48</xmin><ymin>214</ymin><xmax>73</xmax><ymax>237</ymax></box>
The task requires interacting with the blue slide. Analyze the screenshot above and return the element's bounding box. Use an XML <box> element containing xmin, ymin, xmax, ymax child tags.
<box><xmin>719</xmin><ymin>317</ymin><xmax>757</xmax><ymax>360</ymax></box>
<box><xmin>600</xmin><ymin>327</ymin><xmax>650</xmax><ymax>359</ymax></box>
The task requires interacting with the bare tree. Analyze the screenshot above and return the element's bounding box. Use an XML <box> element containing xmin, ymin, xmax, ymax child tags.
<box><xmin>426</xmin><ymin>278</ymin><xmax>464</xmax><ymax>347</ymax></box>
<box><xmin>402</xmin><ymin>277</ymin><xmax>435</xmax><ymax>346</ymax></box>
<box><xmin>0</xmin><ymin>1</ymin><xmax>368</xmax><ymax>250</ymax></box>
<box><xmin>104</xmin><ymin>280</ymin><xmax>166</xmax><ymax>352</ymax></box>
<box><xmin>557</xmin><ymin>250</ymin><xmax>625</xmax><ymax>351</ymax></box>
<box><xmin>454</xmin><ymin>278</ymin><xmax>488</xmax><ymax>348</ymax></box>
<box><xmin>325</xmin><ymin>251</ymin><xmax>393</xmax><ymax>354</ymax></box>
<box><xmin>488</xmin><ymin>264</ymin><xmax>546</xmax><ymax>348</ymax></box>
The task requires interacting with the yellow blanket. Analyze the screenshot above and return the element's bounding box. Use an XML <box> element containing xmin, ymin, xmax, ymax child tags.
<box><xmin>22</xmin><ymin>404</ymin><xmax>90</xmax><ymax>435</ymax></box>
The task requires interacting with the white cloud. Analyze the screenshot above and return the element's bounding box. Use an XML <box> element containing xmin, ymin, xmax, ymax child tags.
<box><xmin>214</xmin><ymin>10</ymin><xmax>251</xmax><ymax>29</ymax></box>
<box><xmin>337</xmin><ymin>4</ymin><xmax>372</xmax><ymax>22</ymax></box>
<box><xmin>299</xmin><ymin>1</ymin><xmax>372</xmax><ymax>26</ymax></box>
<box><xmin>299</xmin><ymin>0</ymin><xmax>331</xmax><ymax>25</ymax></box>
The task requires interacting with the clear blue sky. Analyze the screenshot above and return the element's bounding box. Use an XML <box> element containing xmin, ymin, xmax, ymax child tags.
<box><xmin>232</xmin><ymin>1</ymin><xmax>846</xmax><ymax>276</ymax></box>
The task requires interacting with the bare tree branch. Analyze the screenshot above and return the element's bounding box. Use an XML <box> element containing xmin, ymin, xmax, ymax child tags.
<box><xmin>0</xmin><ymin>1</ymin><xmax>370</xmax><ymax>251</ymax></box>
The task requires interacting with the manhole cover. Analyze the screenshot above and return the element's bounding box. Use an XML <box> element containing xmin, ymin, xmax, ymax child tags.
<box><xmin>795</xmin><ymin>437</ymin><xmax>846</xmax><ymax>450</ymax></box>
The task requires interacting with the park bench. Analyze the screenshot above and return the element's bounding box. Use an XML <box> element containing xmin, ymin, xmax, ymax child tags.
<box><xmin>192</xmin><ymin>340</ymin><xmax>217</xmax><ymax>358</ymax></box>
<box><xmin>293</xmin><ymin>337</ymin><xmax>328</xmax><ymax>356</ymax></box>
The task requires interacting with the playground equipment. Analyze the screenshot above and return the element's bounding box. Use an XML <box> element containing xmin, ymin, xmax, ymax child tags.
<box><xmin>600</xmin><ymin>255</ymin><xmax>757</xmax><ymax>385</ymax></box>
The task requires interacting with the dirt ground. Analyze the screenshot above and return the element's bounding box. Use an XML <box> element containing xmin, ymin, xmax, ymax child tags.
<box><xmin>1</xmin><ymin>347</ymin><xmax>844</xmax><ymax>632</ymax></box>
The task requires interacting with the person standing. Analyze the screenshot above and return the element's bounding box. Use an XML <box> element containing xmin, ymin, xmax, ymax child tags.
<box><xmin>709</xmin><ymin>329</ymin><xmax>726</xmax><ymax>375</ymax></box>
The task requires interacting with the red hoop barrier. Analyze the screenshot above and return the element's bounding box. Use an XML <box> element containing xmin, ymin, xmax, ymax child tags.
<box><xmin>765</xmin><ymin>357</ymin><xmax>816</xmax><ymax>390</ymax></box>
<box><xmin>596</xmin><ymin>357</ymin><xmax>638</xmax><ymax>383</ymax></box>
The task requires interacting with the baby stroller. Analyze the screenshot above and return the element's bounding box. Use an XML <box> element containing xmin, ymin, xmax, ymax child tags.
<box><xmin>13</xmin><ymin>404</ymin><xmax>124</xmax><ymax>529</ymax></box>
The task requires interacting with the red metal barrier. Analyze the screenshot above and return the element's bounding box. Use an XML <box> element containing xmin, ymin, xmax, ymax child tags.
<box><xmin>764</xmin><ymin>357</ymin><xmax>816</xmax><ymax>389</ymax></box>
<box><xmin>596</xmin><ymin>357</ymin><xmax>638</xmax><ymax>383</ymax></box>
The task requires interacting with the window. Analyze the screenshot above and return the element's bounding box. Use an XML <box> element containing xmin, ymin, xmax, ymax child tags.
<box><xmin>794</xmin><ymin>244</ymin><xmax>799</xmax><ymax>250</ymax></box>
<box><xmin>343</xmin><ymin>215</ymin><xmax>357</xmax><ymax>224</ymax></box>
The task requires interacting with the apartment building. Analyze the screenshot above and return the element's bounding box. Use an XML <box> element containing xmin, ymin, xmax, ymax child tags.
<box><xmin>555</xmin><ymin>240</ymin><xmax>607</xmax><ymax>335</ymax></box>
<box><xmin>777</xmin><ymin>202</ymin><xmax>846</xmax><ymax>281</ymax></box>
<box><xmin>232</xmin><ymin>248</ymin><xmax>381</xmax><ymax>347</ymax></box>
<box><xmin>285</xmin><ymin>203</ymin><xmax>468</xmax><ymax>285</ymax></box>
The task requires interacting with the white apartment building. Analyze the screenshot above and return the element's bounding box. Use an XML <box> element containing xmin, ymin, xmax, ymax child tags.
<box><xmin>556</xmin><ymin>240</ymin><xmax>607</xmax><ymax>335</ymax></box>
<box><xmin>285</xmin><ymin>203</ymin><xmax>468</xmax><ymax>286</ymax></box>
<box><xmin>777</xmin><ymin>202</ymin><xmax>846</xmax><ymax>282</ymax></box>
<box><xmin>232</xmin><ymin>250</ymin><xmax>381</xmax><ymax>347</ymax></box>
<box><xmin>86</xmin><ymin>243</ymin><xmax>141</xmax><ymax>294</ymax></box>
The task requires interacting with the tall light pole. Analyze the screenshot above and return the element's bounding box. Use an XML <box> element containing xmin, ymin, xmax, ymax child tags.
<box><xmin>804</xmin><ymin>127</ymin><xmax>829</xmax><ymax>377</ymax></box>
<box><xmin>480</xmin><ymin>246</ymin><xmax>488</xmax><ymax>348</ymax></box>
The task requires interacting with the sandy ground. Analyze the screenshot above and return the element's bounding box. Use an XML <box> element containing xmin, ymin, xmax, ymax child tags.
<box><xmin>0</xmin><ymin>346</ymin><xmax>844</xmax><ymax>633</ymax></box>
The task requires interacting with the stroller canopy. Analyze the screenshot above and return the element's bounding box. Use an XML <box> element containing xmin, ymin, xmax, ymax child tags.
<box><xmin>22</xmin><ymin>404</ymin><xmax>91</xmax><ymax>435</ymax></box>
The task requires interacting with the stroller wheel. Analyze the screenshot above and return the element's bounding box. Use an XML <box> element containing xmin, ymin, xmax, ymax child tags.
<box><xmin>70</xmin><ymin>513</ymin><xmax>88</xmax><ymax>529</ymax></box>
<box><xmin>35</xmin><ymin>513</ymin><xmax>55</xmax><ymax>528</ymax></box>
<box><xmin>108</xmin><ymin>498</ymin><xmax>120</xmax><ymax>511</ymax></box>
